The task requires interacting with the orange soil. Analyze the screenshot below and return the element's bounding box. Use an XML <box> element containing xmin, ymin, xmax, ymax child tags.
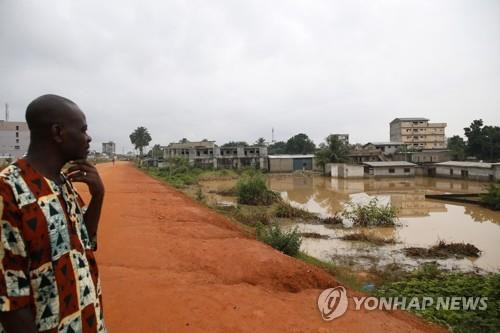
<box><xmin>76</xmin><ymin>162</ymin><xmax>446</xmax><ymax>333</ymax></box>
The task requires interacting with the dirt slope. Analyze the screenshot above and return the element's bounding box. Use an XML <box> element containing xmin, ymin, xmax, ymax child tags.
<box><xmin>76</xmin><ymin>162</ymin><xmax>446</xmax><ymax>333</ymax></box>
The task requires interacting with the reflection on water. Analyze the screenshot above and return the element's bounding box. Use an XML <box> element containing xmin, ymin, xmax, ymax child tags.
<box><xmin>269</xmin><ymin>175</ymin><xmax>500</xmax><ymax>272</ymax></box>
<box><xmin>200</xmin><ymin>175</ymin><xmax>500</xmax><ymax>272</ymax></box>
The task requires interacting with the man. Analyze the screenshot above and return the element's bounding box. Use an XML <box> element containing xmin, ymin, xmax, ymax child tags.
<box><xmin>0</xmin><ymin>95</ymin><xmax>106</xmax><ymax>332</ymax></box>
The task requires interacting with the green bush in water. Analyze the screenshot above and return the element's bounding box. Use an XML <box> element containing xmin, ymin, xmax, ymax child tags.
<box><xmin>481</xmin><ymin>181</ymin><xmax>500</xmax><ymax>210</ymax></box>
<box><xmin>235</xmin><ymin>173</ymin><xmax>278</xmax><ymax>205</ymax></box>
<box><xmin>256</xmin><ymin>222</ymin><xmax>302</xmax><ymax>257</ymax></box>
<box><xmin>342</xmin><ymin>198</ymin><xmax>398</xmax><ymax>226</ymax></box>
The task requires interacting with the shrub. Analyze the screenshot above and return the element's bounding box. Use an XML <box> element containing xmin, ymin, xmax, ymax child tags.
<box><xmin>341</xmin><ymin>198</ymin><xmax>398</xmax><ymax>226</ymax></box>
<box><xmin>481</xmin><ymin>181</ymin><xmax>500</xmax><ymax>210</ymax></box>
<box><xmin>235</xmin><ymin>173</ymin><xmax>278</xmax><ymax>205</ymax></box>
<box><xmin>375</xmin><ymin>265</ymin><xmax>500</xmax><ymax>333</ymax></box>
<box><xmin>256</xmin><ymin>223</ymin><xmax>302</xmax><ymax>257</ymax></box>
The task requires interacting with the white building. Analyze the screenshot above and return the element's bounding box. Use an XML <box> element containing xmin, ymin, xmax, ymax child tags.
<box><xmin>363</xmin><ymin>161</ymin><xmax>417</xmax><ymax>177</ymax></box>
<box><xmin>0</xmin><ymin>120</ymin><xmax>30</xmax><ymax>160</ymax></box>
<box><xmin>434</xmin><ymin>161</ymin><xmax>500</xmax><ymax>181</ymax></box>
<box><xmin>330</xmin><ymin>164</ymin><xmax>364</xmax><ymax>178</ymax></box>
<box><xmin>390</xmin><ymin>118</ymin><xmax>446</xmax><ymax>150</ymax></box>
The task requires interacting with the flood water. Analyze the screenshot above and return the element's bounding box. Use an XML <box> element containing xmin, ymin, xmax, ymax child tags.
<box><xmin>200</xmin><ymin>175</ymin><xmax>500</xmax><ymax>273</ymax></box>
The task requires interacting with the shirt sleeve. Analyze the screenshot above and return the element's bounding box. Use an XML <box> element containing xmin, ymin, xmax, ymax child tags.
<box><xmin>72</xmin><ymin>185</ymin><xmax>98</xmax><ymax>251</ymax></box>
<box><xmin>0</xmin><ymin>181</ymin><xmax>31</xmax><ymax>312</ymax></box>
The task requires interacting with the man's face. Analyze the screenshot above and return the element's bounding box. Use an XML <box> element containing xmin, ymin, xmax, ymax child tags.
<box><xmin>59</xmin><ymin>105</ymin><xmax>92</xmax><ymax>161</ymax></box>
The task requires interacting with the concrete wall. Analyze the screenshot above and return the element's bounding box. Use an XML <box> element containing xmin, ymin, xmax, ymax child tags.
<box><xmin>269</xmin><ymin>158</ymin><xmax>293</xmax><ymax>172</ymax></box>
<box><xmin>435</xmin><ymin>166</ymin><xmax>494</xmax><ymax>181</ymax></box>
<box><xmin>372</xmin><ymin>166</ymin><xmax>416</xmax><ymax>177</ymax></box>
<box><xmin>332</xmin><ymin>164</ymin><xmax>364</xmax><ymax>178</ymax></box>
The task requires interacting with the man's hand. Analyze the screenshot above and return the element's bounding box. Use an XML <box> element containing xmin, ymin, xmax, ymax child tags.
<box><xmin>66</xmin><ymin>160</ymin><xmax>104</xmax><ymax>198</ymax></box>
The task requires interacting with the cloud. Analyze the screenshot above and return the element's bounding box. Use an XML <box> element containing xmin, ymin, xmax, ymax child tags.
<box><xmin>1</xmin><ymin>0</ymin><xmax>499</xmax><ymax>153</ymax></box>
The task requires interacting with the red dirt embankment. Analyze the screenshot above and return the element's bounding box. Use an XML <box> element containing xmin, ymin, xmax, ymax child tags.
<box><xmin>76</xmin><ymin>162</ymin><xmax>446</xmax><ymax>333</ymax></box>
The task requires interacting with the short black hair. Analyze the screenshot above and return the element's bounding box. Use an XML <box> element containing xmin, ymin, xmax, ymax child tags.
<box><xmin>25</xmin><ymin>94</ymin><xmax>77</xmax><ymax>138</ymax></box>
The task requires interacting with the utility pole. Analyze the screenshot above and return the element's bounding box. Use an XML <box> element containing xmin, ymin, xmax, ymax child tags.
<box><xmin>5</xmin><ymin>103</ymin><xmax>9</xmax><ymax>121</ymax></box>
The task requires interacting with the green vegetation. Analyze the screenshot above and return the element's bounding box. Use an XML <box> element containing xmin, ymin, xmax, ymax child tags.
<box><xmin>375</xmin><ymin>263</ymin><xmax>500</xmax><ymax>333</ymax></box>
<box><xmin>285</xmin><ymin>133</ymin><xmax>316</xmax><ymax>154</ymax></box>
<box><xmin>341</xmin><ymin>198</ymin><xmax>398</xmax><ymax>226</ymax></box>
<box><xmin>256</xmin><ymin>223</ymin><xmax>302</xmax><ymax>257</ymax></box>
<box><xmin>274</xmin><ymin>201</ymin><xmax>317</xmax><ymax>219</ymax></box>
<box><xmin>404</xmin><ymin>241</ymin><xmax>481</xmax><ymax>258</ymax></box>
<box><xmin>235</xmin><ymin>173</ymin><xmax>279</xmax><ymax>205</ymax></box>
<box><xmin>315</xmin><ymin>134</ymin><xmax>350</xmax><ymax>171</ymax></box>
<box><xmin>481</xmin><ymin>181</ymin><xmax>500</xmax><ymax>210</ymax></box>
<box><xmin>129</xmin><ymin>126</ymin><xmax>152</xmax><ymax>157</ymax></box>
<box><xmin>464</xmin><ymin>119</ymin><xmax>500</xmax><ymax>161</ymax></box>
<box><xmin>340</xmin><ymin>232</ymin><xmax>396</xmax><ymax>245</ymax></box>
<box><xmin>447</xmin><ymin>135</ymin><xmax>467</xmax><ymax>160</ymax></box>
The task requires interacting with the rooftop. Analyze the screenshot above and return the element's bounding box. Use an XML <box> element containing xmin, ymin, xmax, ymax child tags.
<box><xmin>268</xmin><ymin>154</ymin><xmax>315</xmax><ymax>159</ymax></box>
<box><xmin>365</xmin><ymin>142</ymin><xmax>404</xmax><ymax>146</ymax></box>
<box><xmin>434</xmin><ymin>161</ymin><xmax>498</xmax><ymax>169</ymax></box>
<box><xmin>363</xmin><ymin>161</ymin><xmax>417</xmax><ymax>167</ymax></box>
<box><xmin>390</xmin><ymin>117</ymin><xmax>429</xmax><ymax>123</ymax></box>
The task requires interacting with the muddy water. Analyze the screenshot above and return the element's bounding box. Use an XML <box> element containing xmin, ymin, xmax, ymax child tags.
<box><xmin>200</xmin><ymin>175</ymin><xmax>500</xmax><ymax>273</ymax></box>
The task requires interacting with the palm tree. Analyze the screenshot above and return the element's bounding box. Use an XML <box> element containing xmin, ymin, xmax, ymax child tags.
<box><xmin>129</xmin><ymin>126</ymin><xmax>152</xmax><ymax>157</ymax></box>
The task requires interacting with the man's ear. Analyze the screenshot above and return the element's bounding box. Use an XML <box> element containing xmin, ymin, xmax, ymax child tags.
<box><xmin>51</xmin><ymin>123</ymin><xmax>64</xmax><ymax>143</ymax></box>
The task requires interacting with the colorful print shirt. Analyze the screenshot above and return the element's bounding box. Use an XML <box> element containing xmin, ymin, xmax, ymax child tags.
<box><xmin>0</xmin><ymin>159</ymin><xmax>106</xmax><ymax>332</ymax></box>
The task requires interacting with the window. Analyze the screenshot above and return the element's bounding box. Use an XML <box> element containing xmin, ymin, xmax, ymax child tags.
<box><xmin>15</xmin><ymin>139</ymin><xmax>19</xmax><ymax>143</ymax></box>
<box><xmin>404</xmin><ymin>168</ymin><xmax>410</xmax><ymax>173</ymax></box>
<box><xmin>16</xmin><ymin>132</ymin><xmax>19</xmax><ymax>137</ymax></box>
<box><xmin>450</xmin><ymin>169</ymin><xmax>453</xmax><ymax>175</ymax></box>
<box><xmin>389</xmin><ymin>168</ymin><xmax>395</xmax><ymax>173</ymax></box>
<box><xmin>14</xmin><ymin>145</ymin><xmax>20</xmax><ymax>149</ymax></box>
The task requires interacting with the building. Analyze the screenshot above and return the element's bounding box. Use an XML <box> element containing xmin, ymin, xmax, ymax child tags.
<box><xmin>163</xmin><ymin>140</ymin><xmax>267</xmax><ymax>169</ymax></box>
<box><xmin>268</xmin><ymin>155</ymin><xmax>321</xmax><ymax>173</ymax></box>
<box><xmin>330</xmin><ymin>164</ymin><xmax>364</xmax><ymax>178</ymax></box>
<box><xmin>390</xmin><ymin>118</ymin><xmax>446</xmax><ymax>150</ymax></box>
<box><xmin>433</xmin><ymin>161</ymin><xmax>500</xmax><ymax>181</ymax></box>
<box><xmin>102</xmin><ymin>141</ymin><xmax>116</xmax><ymax>156</ymax></box>
<box><xmin>363</xmin><ymin>142</ymin><xmax>405</xmax><ymax>155</ymax></box>
<box><xmin>363</xmin><ymin>161</ymin><xmax>417</xmax><ymax>177</ymax></box>
<box><xmin>0</xmin><ymin>120</ymin><xmax>30</xmax><ymax>159</ymax></box>
<box><xmin>394</xmin><ymin>150</ymin><xmax>452</xmax><ymax>164</ymax></box>
<box><xmin>331</xmin><ymin>134</ymin><xmax>349</xmax><ymax>145</ymax></box>
<box><xmin>347</xmin><ymin>147</ymin><xmax>386</xmax><ymax>163</ymax></box>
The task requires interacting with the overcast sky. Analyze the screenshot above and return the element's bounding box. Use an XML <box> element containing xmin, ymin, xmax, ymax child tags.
<box><xmin>1</xmin><ymin>0</ymin><xmax>499</xmax><ymax>153</ymax></box>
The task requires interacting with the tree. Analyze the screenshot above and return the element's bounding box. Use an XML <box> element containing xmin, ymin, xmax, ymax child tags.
<box><xmin>129</xmin><ymin>126</ymin><xmax>152</xmax><ymax>157</ymax></box>
<box><xmin>314</xmin><ymin>135</ymin><xmax>350</xmax><ymax>171</ymax></box>
<box><xmin>148</xmin><ymin>144</ymin><xmax>163</xmax><ymax>159</ymax></box>
<box><xmin>447</xmin><ymin>135</ymin><xmax>466</xmax><ymax>160</ymax></box>
<box><xmin>255</xmin><ymin>137</ymin><xmax>266</xmax><ymax>146</ymax></box>
<box><xmin>464</xmin><ymin>120</ymin><xmax>500</xmax><ymax>161</ymax></box>
<box><xmin>268</xmin><ymin>141</ymin><xmax>287</xmax><ymax>155</ymax></box>
<box><xmin>285</xmin><ymin>133</ymin><xmax>316</xmax><ymax>154</ymax></box>
<box><xmin>221</xmin><ymin>141</ymin><xmax>248</xmax><ymax>147</ymax></box>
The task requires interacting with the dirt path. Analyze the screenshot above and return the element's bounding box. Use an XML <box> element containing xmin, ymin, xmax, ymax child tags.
<box><xmin>77</xmin><ymin>162</ymin><xmax>446</xmax><ymax>333</ymax></box>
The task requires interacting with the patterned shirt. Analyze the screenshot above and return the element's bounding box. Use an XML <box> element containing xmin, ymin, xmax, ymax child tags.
<box><xmin>0</xmin><ymin>159</ymin><xmax>106</xmax><ymax>333</ymax></box>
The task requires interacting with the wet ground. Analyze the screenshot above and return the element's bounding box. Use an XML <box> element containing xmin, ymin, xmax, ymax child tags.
<box><xmin>200</xmin><ymin>174</ymin><xmax>500</xmax><ymax>273</ymax></box>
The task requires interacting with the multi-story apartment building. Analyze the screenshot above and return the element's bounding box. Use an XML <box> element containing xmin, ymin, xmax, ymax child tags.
<box><xmin>390</xmin><ymin>118</ymin><xmax>446</xmax><ymax>150</ymax></box>
<box><xmin>331</xmin><ymin>134</ymin><xmax>349</xmax><ymax>145</ymax></box>
<box><xmin>0</xmin><ymin>120</ymin><xmax>30</xmax><ymax>159</ymax></box>
<box><xmin>163</xmin><ymin>140</ymin><xmax>268</xmax><ymax>169</ymax></box>
<box><xmin>102</xmin><ymin>141</ymin><xmax>116</xmax><ymax>156</ymax></box>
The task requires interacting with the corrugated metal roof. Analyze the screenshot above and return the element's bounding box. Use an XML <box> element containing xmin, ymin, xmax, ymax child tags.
<box><xmin>363</xmin><ymin>161</ymin><xmax>417</xmax><ymax>167</ymax></box>
<box><xmin>434</xmin><ymin>161</ymin><xmax>494</xmax><ymax>168</ymax></box>
<box><xmin>268</xmin><ymin>154</ymin><xmax>315</xmax><ymax>159</ymax></box>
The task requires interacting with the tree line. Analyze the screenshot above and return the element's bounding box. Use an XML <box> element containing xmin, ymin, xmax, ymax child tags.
<box><xmin>129</xmin><ymin>119</ymin><xmax>500</xmax><ymax>163</ymax></box>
